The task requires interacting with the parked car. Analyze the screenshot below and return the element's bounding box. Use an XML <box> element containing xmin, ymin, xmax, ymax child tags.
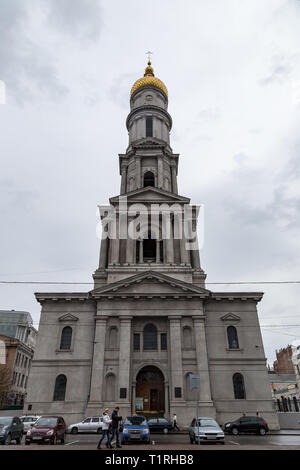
<box><xmin>189</xmin><ymin>417</ymin><xmax>225</xmax><ymax>444</ymax></box>
<box><xmin>25</xmin><ymin>416</ymin><xmax>67</xmax><ymax>445</ymax></box>
<box><xmin>224</xmin><ymin>416</ymin><xmax>269</xmax><ymax>435</ymax></box>
<box><xmin>67</xmin><ymin>416</ymin><xmax>103</xmax><ymax>434</ymax></box>
<box><xmin>20</xmin><ymin>415</ymin><xmax>41</xmax><ymax>434</ymax></box>
<box><xmin>147</xmin><ymin>417</ymin><xmax>173</xmax><ymax>434</ymax></box>
<box><xmin>121</xmin><ymin>416</ymin><xmax>150</xmax><ymax>444</ymax></box>
<box><xmin>0</xmin><ymin>416</ymin><xmax>24</xmax><ymax>445</ymax></box>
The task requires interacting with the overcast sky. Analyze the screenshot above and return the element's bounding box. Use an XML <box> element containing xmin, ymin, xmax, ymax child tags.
<box><xmin>1</xmin><ymin>0</ymin><xmax>300</xmax><ymax>364</ymax></box>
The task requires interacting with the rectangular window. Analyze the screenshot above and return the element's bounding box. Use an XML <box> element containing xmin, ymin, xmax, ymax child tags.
<box><xmin>174</xmin><ymin>387</ymin><xmax>182</xmax><ymax>398</ymax></box>
<box><xmin>146</xmin><ymin>116</ymin><xmax>153</xmax><ymax>137</ymax></box>
<box><xmin>161</xmin><ymin>333</ymin><xmax>167</xmax><ymax>350</ymax></box>
<box><xmin>133</xmin><ymin>334</ymin><xmax>140</xmax><ymax>351</ymax></box>
<box><xmin>120</xmin><ymin>388</ymin><xmax>127</xmax><ymax>399</ymax></box>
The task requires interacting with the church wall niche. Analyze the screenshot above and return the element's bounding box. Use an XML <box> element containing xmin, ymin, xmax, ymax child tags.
<box><xmin>104</xmin><ymin>373</ymin><xmax>116</xmax><ymax>402</ymax></box>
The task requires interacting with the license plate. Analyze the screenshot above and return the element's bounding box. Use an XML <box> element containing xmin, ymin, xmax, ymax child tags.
<box><xmin>32</xmin><ymin>436</ymin><xmax>42</xmax><ymax>440</ymax></box>
<box><xmin>207</xmin><ymin>435</ymin><xmax>216</xmax><ymax>440</ymax></box>
<box><xmin>130</xmin><ymin>435</ymin><xmax>140</xmax><ymax>439</ymax></box>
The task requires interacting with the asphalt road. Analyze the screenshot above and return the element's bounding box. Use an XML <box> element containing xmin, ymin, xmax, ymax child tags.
<box><xmin>3</xmin><ymin>432</ymin><xmax>300</xmax><ymax>450</ymax></box>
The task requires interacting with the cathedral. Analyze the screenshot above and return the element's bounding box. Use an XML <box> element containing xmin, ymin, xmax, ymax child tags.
<box><xmin>25</xmin><ymin>60</ymin><xmax>279</xmax><ymax>429</ymax></box>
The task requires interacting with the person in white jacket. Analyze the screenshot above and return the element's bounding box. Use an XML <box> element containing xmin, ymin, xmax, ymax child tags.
<box><xmin>97</xmin><ymin>409</ymin><xmax>113</xmax><ymax>449</ymax></box>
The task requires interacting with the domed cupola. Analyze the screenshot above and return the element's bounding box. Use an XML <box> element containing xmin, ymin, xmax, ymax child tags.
<box><xmin>130</xmin><ymin>60</ymin><xmax>168</xmax><ymax>97</ymax></box>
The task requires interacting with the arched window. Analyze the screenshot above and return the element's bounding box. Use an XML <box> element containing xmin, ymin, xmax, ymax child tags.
<box><xmin>233</xmin><ymin>373</ymin><xmax>246</xmax><ymax>399</ymax></box>
<box><xmin>143</xmin><ymin>323</ymin><xmax>157</xmax><ymax>350</ymax></box>
<box><xmin>53</xmin><ymin>374</ymin><xmax>67</xmax><ymax>401</ymax></box>
<box><xmin>144</xmin><ymin>171</ymin><xmax>155</xmax><ymax>187</ymax></box>
<box><xmin>105</xmin><ymin>374</ymin><xmax>116</xmax><ymax>401</ymax></box>
<box><xmin>227</xmin><ymin>326</ymin><xmax>239</xmax><ymax>349</ymax></box>
<box><xmin>108</xmin><ymin>327</ymin><xmax>118</xmax><ymax>349</ymax></box>
<box><xmin>183</xmin><ymin>326</ymin><xmax>193</xmax><ymax>349</ymax></box>
<box><xmin>60</xmin><ymin>326</ymin><xmax>72</xmax><ymax>350</ymax></box>
<box><xmin>143</xmin><ymin>231</ymin><xmax>156</xmax><ymax>261</ymax></box>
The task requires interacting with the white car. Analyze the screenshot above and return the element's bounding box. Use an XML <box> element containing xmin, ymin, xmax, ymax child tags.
<box><xmin>67</xmin><ymin>417</ymin><xmax>103</xmax><ymax>434</ymax></box>
<box><xmin>189</xmin><ymin>417</ymin><xmax>225</xmax><ymax>444</ymax></box>
<box><xmin>20</xmin><ymin>415</ymin><xmax>41</xmax><ymax>434</ymax></box>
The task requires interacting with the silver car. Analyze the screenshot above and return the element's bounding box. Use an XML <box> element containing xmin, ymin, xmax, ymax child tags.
<box><xmin>67</xmin><ymin>417</ymin><xmax>103</xmax><ymax>434</ymax></box>
<box><xmin>189</xmin><ymin>417</ymin><xmax>225</xmax><ymax>444</ymax></box>
<box><xmin>20</xmin><ymin>415</ymin><xmax>41</xmax><ymax>434</ymax></box>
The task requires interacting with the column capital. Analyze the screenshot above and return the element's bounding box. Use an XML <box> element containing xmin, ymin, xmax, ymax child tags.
<box><xmin>192</xmin><ymin>315</ymin><xmax>206</xmax><ymax>323</ymax></box>
<box><xmin>168</xmin><ymin>315</ymin><xmax>182</xmax><ymax>322</ymax></box>
<box><xmin>95</xmin><ymin>315</ymin><xmax>108</xmax><ymax>322</ymax></box>
<box><xmin>120</xmin><ymin>315</ymin><xmax>133</xmax><ymax>322</ymax></box>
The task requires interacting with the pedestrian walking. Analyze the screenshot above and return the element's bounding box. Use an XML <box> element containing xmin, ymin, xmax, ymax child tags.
<box><xmin>97</xmin><ymin>409</ymin><xmax>113</xmax><ymax>449</ymax></box>
<box><xmin>111</xmin><ymin>406</ymin><xmax>122</xmax><ymax>448</ymax></box>
<box><xmin>173</xmin><ymin>414</ymin><xmax>180</xmax><ymax>431</ymax></box>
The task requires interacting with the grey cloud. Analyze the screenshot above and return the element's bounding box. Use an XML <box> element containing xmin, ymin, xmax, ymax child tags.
<box><xmin>260</xmin><ymin>57</ymin><xmax>291</xmax><ymax>86</ymax></box>
<box><xmin>197</xmin><ymin>107</ymin><xmax>221</xmax><ymax>121</ymax></box>
<box><xmin>45</xmin><ymin>0</ymin><xmax>102</xmax><ymax>41</ymax></box>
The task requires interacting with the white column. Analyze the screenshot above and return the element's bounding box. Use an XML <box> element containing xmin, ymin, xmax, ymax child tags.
<box><xmin>118</xmin><ymin>316</ymin><xmax>132</xmax><ymax>402</ymax></box>
<box><xmin>193</xmin><ymin>316</ymin><xmax>212</xmax><ymax>402</ymax></box>
<box><xmin>110</xmin><ymin>216</ymin><xmax>120</xmax><ymax>264</ymax></box>
<box><xmin>89</xmin><ymin>316</ymin><xmax>108</xmax><ymax>403</ymax></box>
<box><xmin>165</xmin><ymin>216</ymin><xmax>174</xmax><ymax>264</ymax></box>
<box><xmin>99</xmin><ymin>237</ymin><xmax>109</xmax><ymax>269</ymax></box>
<box><xmin>158</xmin><ymin>157</ymin><xmax>163</xmax><ymax>188</ymax></box>
<box><xmin>171</xmin><ymin>164</ymin><xmax>178</xmax><ymax>194</ymax></box>
<box><xmin>169</xmin><ymin>316</ymin><xmax>184</xmax><ymax>401</ymax></box>
<box><xmin>120</xmin><ymin>165</ymin><xmax>127</xmax><ymax>194</ymax></box>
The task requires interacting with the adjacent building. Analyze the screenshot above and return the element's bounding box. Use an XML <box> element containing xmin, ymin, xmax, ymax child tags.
<box><xmin>25</xmin><ymin>60</ymin><xmax>279</xmax><ymax>429</ymax></box>
<box><xmin>273</xmin><ymin>345</ymin><xmax>295</xmax><ymax>375</ymax></box>
<box><xmin>0</xmin><ymin>310</ymin><xmax>37</xmax><ymax>407</ymax></box>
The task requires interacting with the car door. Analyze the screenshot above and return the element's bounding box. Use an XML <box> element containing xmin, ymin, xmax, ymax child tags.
<box><xmin>79</xmin><ymin>418</ymin><xmax>91</xmax><ymax>433</ymax></box>
<box><xmin>239</xmin><ymin>417</ymin><xmax>251</xmax><ymax>433</ymax></box>
<box><xmin>148</xmin><ymin>419</ymin><xmax>158</xmax><ymax>432</ymax></box>
<box><xmin>90</xmin><ymin>418</ymin><xmax>100</xmax><ymax>433</ymax></box>
<box><xmin>158</xmin><ymin>418</ymin><xmax>169</xmax><ymax>431</ymax></box>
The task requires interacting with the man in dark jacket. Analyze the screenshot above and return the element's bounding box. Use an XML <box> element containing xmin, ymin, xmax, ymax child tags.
<box><xmin>111</xmin><ymin>407</ymin><xmax>122</xmax><ymax>448</ymax></box>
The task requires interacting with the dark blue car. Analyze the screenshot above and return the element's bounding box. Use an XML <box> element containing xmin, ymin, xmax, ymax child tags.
<box><xmin>121</xmin><ymin>416</ymin><xmax>150</xmax><ymax>444</ymax></box>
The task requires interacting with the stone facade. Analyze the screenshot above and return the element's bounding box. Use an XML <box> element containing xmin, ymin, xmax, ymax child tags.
<box><xmin>24</xmin><ymin>62</ymin><xmax>279</xmax><ymax>429</ymax></box>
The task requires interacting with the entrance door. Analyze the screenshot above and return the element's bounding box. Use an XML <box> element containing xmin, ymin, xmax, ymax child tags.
<box><xmin>135</xmin><ymin>366</ymin><xmax>165</xmax><ymax>415</ymax></box>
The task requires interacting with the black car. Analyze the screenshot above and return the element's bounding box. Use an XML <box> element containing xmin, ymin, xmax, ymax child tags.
<box><xmin>224</xmin><ymin>416</ymin><xmax>269</xmax><ymax>435</ymax></box>
<box><xmin>0</xmin><ymin>416</ymin><xmax>24</xmax><ymax>445</ymax></box>
<box><xmin>147</xmin><ymin>417</ymin><xmax>173</xmax><ymax>434</ymax></box>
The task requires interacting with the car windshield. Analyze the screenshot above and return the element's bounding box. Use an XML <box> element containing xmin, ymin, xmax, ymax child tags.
<box><xmin>125</xmin><ymin>417</ymin><xmax>147</xmax><ymax>426</ymax></box>
<box><xmin>196</xmin><ymin>419</ymin><xmax>218</xmax><ymax>427</ymax></box>
<box><xmin>0</xmin><ymin>418</ymin><xmax>12</xmax><ymax>426</ymax></box>
<box><xmin>35</xmin><ymin>418</ymin><xmax>57</xmax><ymax>427</ymax></box>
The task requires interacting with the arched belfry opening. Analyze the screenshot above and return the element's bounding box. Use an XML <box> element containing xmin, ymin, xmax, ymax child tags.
<box><xmin>143</xmin><ymin>171</ymin><xmax>155</xmax><ymax>187</ymax></box>
<box><xmin>143</xmin><ymin>231</ymin><xmax>156</xmax><ymax>261</ymax></box>
<box><xmin>135</xmin><ymin>365</ymin><xmax>165</xmax><ymax>416</ymax></box>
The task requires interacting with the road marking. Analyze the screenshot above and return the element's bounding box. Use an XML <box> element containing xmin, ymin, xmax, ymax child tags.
<box><xmin>65</xmin><ymin>440</ymin><xmax>79</xmax><ymax>446</ymax></box>
<box><xmin>227</xmin><ymin>440</ymin><xmax>240</xmax><ymax>445</ymax></box>
<box><xmin>269</xmin><ymin>441</ymin><xmax>281</xmax><ymax>446</ymax></box>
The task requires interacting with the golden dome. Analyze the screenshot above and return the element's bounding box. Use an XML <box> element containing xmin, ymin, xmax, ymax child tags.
<box><xmin>130</xmin><ymin>61</ymin><xmax>168</xmax><ymax>97</ymax></box>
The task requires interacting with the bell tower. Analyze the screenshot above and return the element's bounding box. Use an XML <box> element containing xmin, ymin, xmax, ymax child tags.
<box><xmin>94</xmin><ymin>59</ymin><xmax>206</xmax><ymax>287</ymax></box>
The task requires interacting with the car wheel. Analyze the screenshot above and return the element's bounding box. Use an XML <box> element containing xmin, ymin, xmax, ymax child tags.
<box><xmin>231</xmin><ymin>427</ymin><xmax>239</xmax><ymax>435</ymax></box>
<box><xmin>97</xmin><ymin>428</ymin><xmax>102</xmax><ymax>434</ymax></box>
<box><xmin>259</xmin><ymin>427</ymin><xmax>266</xmax><ymax>436</ymax></box>
<box><xmin>5</xmin><ymin>434</ymin><xmax>12</xmax><ymax>445</ymax></box>
<box><xmin>163</xmin><ymin>428</ymin><xmax>168</xmax><ymax>434</ymax></box>
<box><xmin>71</xmin><ymin>427</ymin><xmax>78</xmax><ymax>434</ymax></box>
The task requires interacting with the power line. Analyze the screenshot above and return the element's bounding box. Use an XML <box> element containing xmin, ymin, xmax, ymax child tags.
<box><xmin>0</xmin><ymin>280</ymin><xmax>300</xmax><ymax>286</ymax></box>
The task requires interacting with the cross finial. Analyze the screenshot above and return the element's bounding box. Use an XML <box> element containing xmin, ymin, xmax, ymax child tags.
<box><xmin>146</xmin><ymin>50</ymin><xmax>153</xmax><ymax>63</ymax></box>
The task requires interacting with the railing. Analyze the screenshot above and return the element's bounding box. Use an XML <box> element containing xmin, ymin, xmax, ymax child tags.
<box><xmin>274</xmin><ymin>397</ymin><xmax>300</xmax><ymax>412</ymax></box>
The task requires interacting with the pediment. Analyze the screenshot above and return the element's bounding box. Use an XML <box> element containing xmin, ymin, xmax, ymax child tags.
<box><xmin>220</xmin><ymin>313</ymin><xmax>241</xmax><ymax>322</ymax></box>
<box><xmin>58</xmin><ymin>313</ymin><xmax>79</xmax><ymax>322</ymax></box>
<box><xmin>110</xmin><ymin>186</ymin><xmax>190</xmax><ymax>205</ymax></box>
<box><xmin>90</xmin><ymin>271</ymin><xmax>210</xmax><ymax>299</ymax></box>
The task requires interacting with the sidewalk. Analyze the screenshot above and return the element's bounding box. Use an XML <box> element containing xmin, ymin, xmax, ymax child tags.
<box><xmin>270</xmin><ymin>429</ymin><xmax>300</xmax><ymax>436</ymax></box>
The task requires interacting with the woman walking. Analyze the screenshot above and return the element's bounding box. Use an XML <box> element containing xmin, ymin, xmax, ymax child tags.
<box><xmin>97</xmin><ymin>409</ymin><xmax>113</xmax><ymax>449</ymax></box>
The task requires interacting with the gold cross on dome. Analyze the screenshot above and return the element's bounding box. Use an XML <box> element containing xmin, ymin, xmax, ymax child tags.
<box><xmin>146</xmin><ymin>51</ymin><xmax>153</xmax><ymax>62</ymax></box>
